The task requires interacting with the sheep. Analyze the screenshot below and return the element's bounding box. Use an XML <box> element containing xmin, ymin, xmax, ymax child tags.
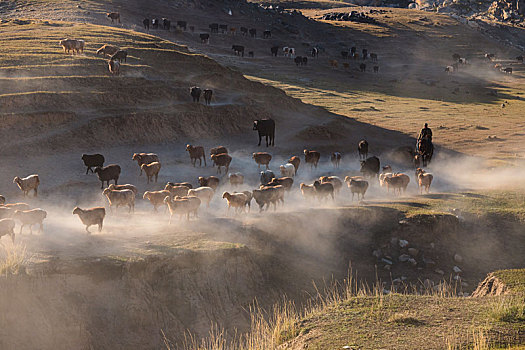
<box><xmin>81</xmin><ymin>154</ymin><xmax>105</xmax><ymax>174</ymax></box>
<box><xmin>0</xmin><ymin>219</ymin><xmax>15</xmax><ymax>243</ymax></box>
<box><xmin>344</xmin><ymin>177</ymin><xmax>369</xmax><ymax>201</ymax></box>
<box><xmin>228</xmin><ymin>173</ymin><xmax>244</xmax><ymax>187</ymax></box>
<box><xmin>1</xmin><ymin>203</ymin><xmax>30</xmax><ymax>211</ymax></box>
<box><xmin>132</xmin><ymin>153</ymin><xmax>159</xmax><ymax>175</ymax></box>
<box><xmin>107</xmin><ymin>12</ymin><xmax>121</xmax><ymax>23</ymax></box>
<box><xmin>94</xmin><ymin>165</ymin><xmax>121</xmax><ymax>189</ymax></box>
<box><xmin>59</xmin><ymin>39</ymin><xmax>84</xmax><ymax>55</ymax></box>
<box><xmin>96</xmin><ymin>44</ymin><xmax>119</xmax><ymax>57</ymax></box>
<box><xmin>222</xmin><ymin>192</ymin><xmax>249</xmax><ymax>214</ymax></box>
<box><xmin>252</xmin><ymin>152</ymin><xmax>272</xmax><ymax>170</ymax></box>
<box><xmin>300</xmin><ymin>183</ymin><xmax>316</xmax><ymax>199</ymax></box>
<box><xmin>384</xmin><ymin>173</ymin><xmax>410</xmax><ymax>195</ymax></box>
<box><xmin>313</xmin><ymin>180</ymin><xmax>334</xmax><ymax>201</ymax></box>
<box><xmin>416</xmin><ymin>168</ymin><xmax>433</xmax><ymax>194</ymax></box>
<box><xmin>379</xmin><ymin>172</ymin><xmax>394</xmax><ymax>190</ymax></box>
<box><xmin>164</xmin><ymin>183</ymin><xmax>190</xmax><ymax>198</ymax></box>
<box><xmin>13</xmin><ymin>175</ymin><xmax>39</xmax><ymax>197</ymax></box>
<box><xmin>266</xmin><ymin>177</ymin><xmax>293</xmax><ymax>191</ymax></box>
<box><xmin>260</xmin><ymin>170</ymin><xmax>275</xmax><ymax>185</ymax></box>
<box><xmin>331</xmin><ymin>152</ymin><xmax>342</xmax><ymax>168</ymax></box>
<box><xmin>242</xmin><ymin>190</ymin><xmax>253</xmax><ymax>212</ymax></box>
<box><xmin>304</xmin><ymin>150</ymin><xmax>321</xmax><ymax>169</ymax></box>
<box><xmin>198</xmin><ymin>176</ymin><xmax>220</xmax><ymax>190</ymax></box>
<box><xmin>12</xmin><ymin>209</ymin><xmax>47</xmax><ymax>234</ymax></box>
<box><xmin>110</xmin><ymin>50</ymin><xmax>127</xmax><ymax>63</ymax></box>
<box><xmin>188</xmin><ymin>187</ymin><xmax>214</xmax><ymax>208</ymax></box>
<box><xmin>210</xmin><ymin>146</ymin><xmax>228</xmax><ymax>167</ymax></box>
<box><xmin>164</xmin><ymin>196</ymin><xmax>201</xmax><ymax>222</ymax></box>
<box><xmin>141</xmin><ymin>161</ymin><xmax>161</xmax><ymax>184</ymax></box>
<box><xmin>186</xmin><ymin>144</ymin><xmax>206</xmax><ymax>167</ymax></box>
<box><xmin>73</xmin><ymin>207</ymin><xmax>106</xmax><ymax>233</ymax></box>
<box><xmin>280</xmin><ymin>163</ymin><xmax>295</xmax><ymax>178</ymax></box>
<box><xmin>319</xmin><ymin>176</ymin><xmax>343</xmax><ymax>195</ymax></box>
<box><xmin>252</xmin><ymin>185</ymin><xmax>283</xmax><ymax>211</ymax></box>
<box><xmin>143</xmin><ymin>190</ymin><xmax>172</xmax><ymax>211</ymax></box>
<box><xmin>0</xmin><ymin>195</ymin><xmax>4</xmax><ymax>205</ymax></box>
<box><xmin>288</xmin><ymin>156</ymin><xmax>300</xmax><ymax>175</ymax></box>
<box><xmin>102</xmin><ymin>188</ymin><xmax>135</xmax><ymax>213</ymax></box>
<box><xmin>108</xmin><ymin>184</ymin><xmax>138</xmax><ymax>195</ymax></box>
<box><xmin>211</xmin><ymin>153</ymin><xmax>232</xmax><ymax>174</ymax></box>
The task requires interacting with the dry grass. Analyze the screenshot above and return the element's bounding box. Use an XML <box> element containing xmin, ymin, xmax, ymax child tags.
<box><xmin>0</xmin><ymin>242</ymin><xmax>30</xmax><ymax>276</ymax></box>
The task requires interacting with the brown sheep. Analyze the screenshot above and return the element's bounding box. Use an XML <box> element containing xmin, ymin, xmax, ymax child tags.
<box><xmin>198</xmin><ymin>176</ymin><xmax>220</xmax><ymax>190</ymax></box>
<box><xmin>186</xmin><ymin>144</ymin><xmax>206</xmax><ymax>167</ymax></box>
<box><xmin>252</xmin><ymin>185</ymin><xmax>284</xmax><ymax>211</ymax></box>
<box><xmin>94</xmin><ymin>164</ymin><xmax>121</xmax><ymax>189</ymax></box>
<box><xmin>304</xmin><ymin>150</ymin><xmax>321</xmax><ymax>169</ymax></box>
<box><xmin>143</xmin><ymin>190</ymin><xmax>172</xmax><ymax>211</ymax></box>
<box><xmin>300</xmin><ymin>183</ymin><xmax>316</xmax><ymax>199</ymax></box>
<box><xmin>252</xmin><ymin>152</ymin><xmax>272</xmax><ymax>170</ymax></box>
<box><xmin>222</xmin><ymin>192</ymin><xmax>249</xmax><ymax>214</ymax></box>
<box><xmin>141</xmin><ymin>161</ymin><xmax>161</xmax><ymax>184</ymax></box>
<box><xmin>266</xmin><ymin>177</ymin><xmax>293</xmax><ymax>191</ymax></box>
<box><xmin>13</xmin><ymin>175</ymin><xmax>39</xmax><ymax>197</ymax></box>
<box><xmin>0</xmin><ymin>219</ymin><xmax>15</xmax><ymax>243</ymax></box>
<box><xmin>416</xmin><ymin>168</ymin><xmax>433</xmax><ymax>194</ymax></box>
<box><xmin>73</xmin><ymin>207</ymin><xmax>106</xmax><ymax>233</ymax></box>
<box><xmin>132</xmin><ymin>153</ymin><xmax>159</xmax><ymax>175</ymax></box>
<box><xmin>313</xmin><ymin>180</ymin><xmax>334</xmax><ymax>201</ymax></box>
<box><xmin>108</xmin><ymin>184</ymin><xmax>138</xmax><ymax>195</ymax></box>
<box><xmin>210</xmin><ymin>153</ymin><xmax>232</xmax><ymax>174</ymax></box>
<box><xmin>164</xmin><ymin>196</ymin><xmax>201</xmax><ymax>222</ymax></box>
<box><xmin>384</xmin><ymin>173</ymin><xmax>410</xmax><ymax>195</ymax></box>
<box><xmin>102</xmin><ymin>188</ymin><xmax>135</xmax><ymax>213</ymax></box>
<box><xmin>107</xmin><ymin>12</ymin><xmax>121</xmax><ymax>23</ymax></box>
<box><xmin>288</xmin><ymin>156</ymin><xmax>301</xmax><ymax>175</ymax></box>
<box><xmin>167</xmin><ymin>182</ymin><xmax>193</xmax><ymax>189</ymax></box>
<box><xmin>0</xmin><ymin>207</ymin><xmax>14</xmax><ymax>220</ymax></box>
<box><xmin>228</xmin><ymin>173</ymin><xmax>244</xmax><ymax>187</ymax></box>
<box><xmin>12</xmin><ymin>209</ymin><xmax>47</xmax><ymax>234</ymax></box>
<box><xmin>165</xmin><ymin>183</ymin><xmax>190</xmax><ymax>198</ymax></box>
<box><xmin>320</xmin><ymin>176</ymin><xmax>343</xmax><ymax>195</ymax></box>
<box><xmin>345</xmin><ymin>177</ymin><xmax>369</xmax><ymax>201</ymax></box>
<box><xmin>97</xmin><ymin>44</ymin><xmax>119</xmax><ymax>57</ymax></box>
<box><xmin>0</xmin><ymin>195</ymin><xmax>5</xmax><ymax>205</ymax></box>
<box><xmin>188</xmin><ymin>187</ymin><xmax>214</xmax><ymax>208</ymax></box>
<box><xmin>210</xmin><ymin>146</ymin><xmax>228</xmax><ymax>167</ymax></box>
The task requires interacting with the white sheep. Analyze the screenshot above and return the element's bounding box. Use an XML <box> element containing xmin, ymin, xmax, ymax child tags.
<box><xmin>102</xmin><ymin>188</ymin><xmax>135</xmax><ymax>213</ymax></box>
<box><xmin>12</xmin><ymin>209</ymin><xmax>47</xmax><ymax>234</ymax></box>
<box><xmin>188</xmin><ymin>187</ymin><xmax>214</xmax><ymax>208</ymax></box>
<box><xmin>0</xmin><ymin>218</ymin><xmax>15</xmax><ymax>242</ymax></box>
<box><xmin>279</xmin><ymin>163</ymin><xmax>295</xmax><ymax>178</ymax></box>
<box><xmin>13</xmin><ymin>175</ymin><xmax>40</xmax><ymax>197</ymax></box>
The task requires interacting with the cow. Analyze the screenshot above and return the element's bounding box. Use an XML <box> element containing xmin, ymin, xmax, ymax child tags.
<box><xmin>370</xmin><ymin>53</ymin><xmax>378</xmax><ymax>62</ymax></box>
<box><xmin>240</xmin><ymin>27</ymin><xmax>248</xmax><ymax>36</ymax></box>
<box><xmin>203</xmin><ymin>89</ymin><xmax>212</xmax><ymax>105</ymax></box>
<box><xmin>152</xmin><ymin>18</ymin><xmax>159</xmax><ymax>29</ymax></box>
<box><xmin>143</xmin><ymin>18</ymin><xmax>150</xmax><ymax>30</ymax></box>
<box><xmin>360</xmin><ymin>156</ymin><xmax>380</xmax><ymax>178</ymax></box>
<box><xmin>503</xmin><ymin>67</ymin><xmax>513</xmax><ymax>74</ymax></box>
<box><xmin>107</xmin><ymin>12</ymin><xmax>120</xmax><ymax>23</ymax></box>
<box><xmin>294</xmin><ymin>56</ymin><xmax>303</xmax><ymax>66</ymax></box>
<box><xmin>373</xmin><ymin>66</ymin><xmax>379</xmax><ymax>73</ymax></box>
<box><xmin>253</xmin><ymin>119</ymin><xmax>275</xmax><ymax>147</ymax></box>
<box><xmin>190</xmin><ymin>87</ymin><xmax>202</xmax><ymax>102</ymax></box>
<box><xmin>232</xmin><ymin>45</ymin><xmax>244</xmax><ymax>57</ymax></box>
<box><xmin>108</xmin><ymin>59</ymin><xmax>120</xmax><ymax>75</ymax></box>
<box><xmin>209</xmin><ymin>23</ymin><xmax>219</xmax><ymax>33</ymax></box>
<box><xmin>249</xmin><ymin>28</ymin><xmax>257</xmax><ymax>37</ymax></box>
<box><xmin>358</xmin><ymin>140</ymin><xmax>368</xmax><ymax>160</ymax></box>
<box><xmin>219</xmin><ymin>24</ymin><xmax>228</xmax><ymax>33</ymax></box>
<box><xmin>162</xmin><ymin>18</ymin><xmax>171</xmax><ymax>30</ymax></box>
<box><xmin>110</xmin><ymin>50</ymin><xmax>127</xmax><ymax>63</ymax></box>
<box><xmin>351</xmin><ymin>46</ymin><xmax>356</xmax><ymax>55</ymax></box>
<box><xmin>200</xmin><ymin>33</ymin><xmax>210</xmax><ymax>43</ymax></box>
<box><xmin>362</xmin><ymin>49</ymin><xmax>368</xmax><ymax>60</ymax></box>
<box><xmin>311</xmin><ymin>47</ymin><xmax>319</xmax><ymax>57</ymax></box>
<box><xmin>263</xmin><ymin>30</ymin><xmax>271</xmax><ymax>38</ymax></box>
<box><xmin>517</xmin><ymin>55</ymin><xmax>524</xmax><ymax>63</ymax></box>
<box><xmin>177</xmin><ymin>21</ymin><xmax>187</xmax><ymax>31</ymax></box>
<box><xmin>360</xmin><ymin>63</ymin><xmax>366</xmax><ymax>72</ymax></box>
<box><xmin>341</xmin><ymin>51</ymin><xmax>349</xmax><ymax>59</ymax></box>
<box><xmin>271</xmin><ymin>46</ymin><xmax>279</xmax><ymax>57</ymax></box>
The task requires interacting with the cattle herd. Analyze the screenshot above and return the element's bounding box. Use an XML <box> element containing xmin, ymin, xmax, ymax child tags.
<box><xmin>0</xmin><ymin>120</ymin><xmax>434</xmax><ymax>241</ymax></box>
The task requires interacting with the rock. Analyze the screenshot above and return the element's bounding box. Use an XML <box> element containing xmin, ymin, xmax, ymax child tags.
<box><xmin>461</xmin><ymin>281</ymin><xmax>469</xmax><ymax>287</ymax></box>
<box><xmin>453</xmin><ymin>266</ymin><xmax>462</xmax><ymax>273</ymax></box>
<box><xmin>399</xmin><ymin>239</ymin><xmax>409</xmax><ymax>248</ymax></box>
<box><xmin>408</xmin><ymin>258</ymin><xmax>418</xmax><ymax>266</ymax></box>
<box><xmin>408</xmin><ymin>248</ymin><xmax>419</xmax><ymax>257</ymax></box>
<box><xmin>393</xmin><ymin>278</ymin><xmax>402</xmax><ymax>283</ymax></box>
<box><xmin>454</xmin><ymin>254</ymin><xmax>463</xmax><ymax>263</ymax></box>
<box><xmin>384</xmin><ymin>264</ymin><xmax>391</xmax><ymax>270</ymax></box>
<box><xmin>390</xmin><ymin>237</ymin><xmax>398</xmax><ymax>245</ymax></box>
<box><xmin>399</xmin><ymin>254</ymin><xmax>410</xmax><ymax>262</ymax></box>
<box><xmin>401</xmin><ymin>276</ymin><xmax>407</xmax><ymax>281</ymax></box>
<box><xmin>454</xmin><ymin>275</ymin><xmax>461</xmax><ymax>281</ymax></box>
<box><xmin>372</xmin><ymin>249</ymin><xmax>382</xmax><ymax>258</ymax></box>
<box><xmin>430</xmin><ymin>243</ymin><xmax>435</xmax><ymax>249</ymax></box>
<box><xmin>435</xmin><ymin>269</ymin><xmax>445</xmax><ymax>275</ymax></box>
<box><xmin>381</xmin><ymin>258</ymin><xmax>393</xmax><ymax>265</ymax></box>
<box><xmin>423</xmin><ymin>257</ymin><xmax>436</xmax><ymax>266</ymax></box>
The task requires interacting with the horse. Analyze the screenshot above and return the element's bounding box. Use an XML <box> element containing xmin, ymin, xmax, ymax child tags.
<box><xmin>416</xmin><ymin>136</ymin><xmax>433</xmax><ymax>167</ymax></box>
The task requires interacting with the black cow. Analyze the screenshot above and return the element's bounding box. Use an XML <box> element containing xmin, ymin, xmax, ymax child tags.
<box><xmin>294</xmin><ymin>56</ymin><xmax>303</xmax><ymax>66</ymax></box>
<box><xmin>362</xmin><ymin>49</ymin><xmax>368</xmax><ymax>60</ymax></box>
<box><xmin>359</xmin><ymin>63</ymin><xmax>366</xmax><ymax>72</ymax></box>
<box><xmin>504</xmin><ymin>67</ymin><xmax>513</xmax><ymax>74</ymax></box>
<box><xmin>263</xmin><ymin>30</ymin><xmax>271</xmax><ymax>38</ymax></box>
<box><xmin>203</xmin><ymin>89</ymin><xmax>212</xmax><ymax>105</ymax></box>
<box><xmin>249</xmin><ymin>28</ymin><xmax>256</xmax><ymax>38</ymax></box>
<box><xmin>248</xmin><ymin>51</ymin><xmax>254</xmax><ymax>57</ymax></box>
<box><xmin>350</xmin><ymin>46</ymin><xmax>356</xmax><ymax>54</ymax></box>
<box><xmin>517</xmin><ymin>55</ymin><xmax>524</xmax><ymax>63</ymax></box>
<box><xmin>200</xmin><ymin>33</ymin><xmax>210</xmax><ymax>43</ymax></box>
<box><xmin>177</xmin><ymin>21</ymin><xmax>187</xmax><ymax>30</ymax></box>
<box><xmin>143</xmin><ymin>18</ymin><xmax>150</xmax><ymax>30</ymax></box>
<box><xmin>373</xmin><ymin>66</ymin><xmax>379</xmax><ymax>73</ymax></box>
<box><xmin>360</xmin><ymin>156</ymin><xmax>380</xmax><ymax>178</ymax></box>
<box><xmin>341</xmin><ymin>51</ymin><xmax>349</xmax><ymax>59</ymax></box>
<box><xmin>302</xmin><ymin>57</ymin><xmax>308</xmax><ymax>65</ymax></box>
<box><xmin>253</xmin><ymin>119</ymin><xmax>275</xmax><ymax>147</ymax></box>
<box><xmin>271</xmin><ymin>46</ymin><xmax>279</xmax><ymax>57</ymax></box>
<box><xmin>358</xmin><ymin>140</ymin><xmax>368</xmax><ymax>160</ymax></box>
<box><xmin>152</xmin><ymin>18</ymin><xmax>159</xmax><ymax>29</ymax></box>
<box><xmin>209</xmin><ymin>23</ymin><xmax>219</xmax><ymax>33</ymax></box>
<box><xmin>311</xmin><ymin>47</ymin><xmax>318</xmax><ymax>57</ymax></box>
<box><xmin>219</xmin><ymin>24</ymin><xmax>228</xmax><ymax>33</ymax></box>
<box><xmin>232</xmin><ymin>45</ymin><xmax>244</xmax><ymax>57</ymax></box>
<box><xmin>370</xmin><ymin>53</ymin><xmax>378</xmax><ymax>62</ymax></box>
<box><xmin>82</xmin><ymin>154</ymin><xmax>105</xmax><ymax>174</ymax></box>
<box><xmin>162</xmin><ymin>18</ymin><xmax>171</xmax><ymax>30</ymax></box>
<box><xmin>240</xmin><ymin>27</ymin><xmax>248</xmax><ymax>35</ymax></box>
<box><xmin>190</xmin><ymin>86</ymin><xmax>202</xmax><ymax>102</ymax></box>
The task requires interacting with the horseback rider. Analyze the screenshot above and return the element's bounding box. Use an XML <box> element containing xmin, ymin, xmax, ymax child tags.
<box><xmin>418</xmin><ymin>123</ymin><xmax>432</xmax><ymax>142</ymax></box>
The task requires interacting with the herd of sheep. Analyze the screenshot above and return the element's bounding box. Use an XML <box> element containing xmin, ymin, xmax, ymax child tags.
<box><xmin>0</xmin><ymin>142</ymin><xmax>434</xmax><ymax>242</ymax></box>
